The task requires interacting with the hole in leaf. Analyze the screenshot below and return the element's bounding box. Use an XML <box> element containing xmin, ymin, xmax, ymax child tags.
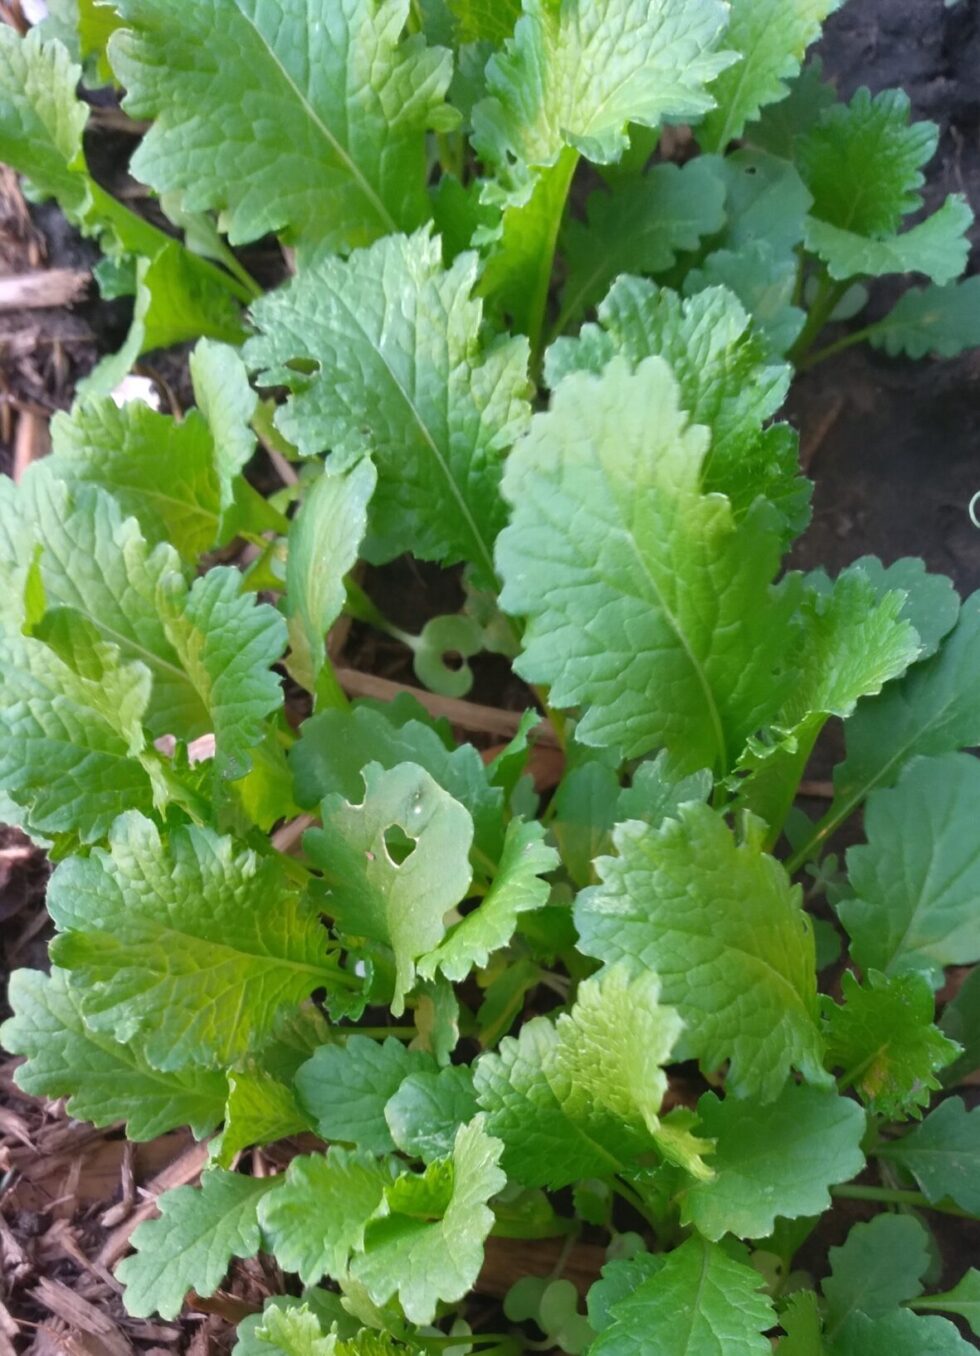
<box><xmin>442</xmin><ymin>649</ymin><xmax>465</xmax><ymax>672</ymax></box>
<box><xmin>383</xmin><ymin>825</ymin><xmax>416</xmax><ymax>865</ymax></box>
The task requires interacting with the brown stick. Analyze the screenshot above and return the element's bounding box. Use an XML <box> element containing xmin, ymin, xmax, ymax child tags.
<box><xmin>12</xmin><ymin>409</ymin><xmax>48</xmax><ymax>482</ymax></box>
<box><xmin>98</xmin><ymin>1141</ymin><xmax>209</xmax><ymax>1269</ymax></box>
<box><xmin>0</xmin><ymin>269</ymin><xmax>89</xmax><ymax>312</ymax></box>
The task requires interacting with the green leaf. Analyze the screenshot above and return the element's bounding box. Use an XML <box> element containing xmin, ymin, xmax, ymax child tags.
<box><xmin>252</xmin><ymin>1304</ymin><xmax>334</xmax><ymax>1356</ymax></box>
<box><xmin>842</xmin><ymin>753</ymin><xmax>980</xmax><ymax>981</ymax></box>
<box><xmin>351</xmin><ymin>1116</ymin><xmax>505</xmax><ymax>1324</ymax></box>
<box><xmin>685</xmin><ymin>241</ymin><xmax>806</xmax><ymax>357</ymax></box>
<box><xmin>110</xmin><ymin>0</ymin><xmax>453</xmax><ymax>260</ymax></box>
<box><xmin>779</xmin><ymin>1291</ymin><xmax>825</xmax><ymax>1355</ymax></box>
<box><xmin>941</xmin><ymin>965</ymin><xmax>980</xmax><ymax>1083</ymax></box>
<box><xmin>697</xmin><ymin>0</ymin><xmax>842</xmax><ymax>152</ymax></box>
<box><xmin>48</xmin><ymin>341</ymin><xmax>262</xmax><ymax>562</ymax></box>
<box><xmin>823</xmin><ymin>1215</ymin><xmax>931</xmax><ymax>1336</ymax></box>
<box><xmin>869</xmin><ymin>277</ymin><xmax>980</xmax><ymax>359</ymax></box>
<box><xmin>472</xmin><ymin>0</ymin><xmax>734</xmax><ymax>188</ymax></box>
<box><xmin>710</xmin><ymin>148</ymin><xmax>813</xmax><ymax>254</ymax></box>
<box><xmin>912</xmin><ymin>1270</ymin><xmax>980</xmax><ymax>1337</ymax></box>
<box><xmin>447</xmin><ymin>0</ymin><xmax>521</xmax><ymax>44</ymax></box>
<box><xmin>746</xmin><ymin>56</ymin><xmax>835</xmax><ymax>157</ymax></box>
<box><xmin>385</xmin><ymin>1065</ymin><xmax>479</xmax><ymax>1163</ymax></box>
<box><xmin>117</xmin><ymin>1169</ymin><xmax>278</xmax><ymax>1319</ymax></box>
<box><xmin>295</xmin><ymin>1036</ymin><xmax>436</xmax><ymax>1155</ymax></box>
<box><xmin>545</xmin><ymin>278</ymin><xmax>809</xmax><ymax>539</ymax></box>
<box><xmin>682</xmin><ymin>1084</ymin><xmax>865</xmax><ymax>1240</ymax></box>
<box><xmin>246</xmin><ymin>230</ymin><xmax>530</xmax><ymax>587</ymax></box>
<box><xmin>499</xmin><ymin>355</ymin><xmax>799</xmax><ymax>773</ymax></box>
<box><xmin>473</xmin><ymin>963</ymin><xmax>687</xmax><ymax>1188</ymax></box>
<box><xmin>804</xmin><ymin>199</ymin><xmax>973</xmax><ymax>284</ymax></box>
<box><xmin>259</xmin><ymin>1149</ymin><xmax>392</xmax><ymax>1286</ymax></box>
<box><xmin>0</xmin><ymin>967</ymin><xmax>227</xmax><ymax>1141</ymax></box>
<box><xmin>417</xmin><ymin>818</ymin><xmax>558</xmax><ymax>982</ymax></box>
<box><xmin>576</xmin><ymin>804</ymin><xmax>828</xmax><ymax>1101</ymax></box>
<box><xmin>49</xmin><ymin>811</ymin><xmax>346</xmax><ymax>1071</ymax></box>
<box><xmin>306</xmin><ymin>763</ymin><xmax>473</xmax><ymax>1014</ymax></box>
<box><xmin>286</xmin><ymin>459</ymin><xmax>376</xmax><ymax>698</ymax></box>
<box><xmin>831</xmin><ymin>1309</ymin><xmax>975</xmax><ymax>1356</ymax></box>
<box><xmin>559</xmin><ymin>159</ymin><xmax>727</xmax><ymax>328</ymax></box>
<box><xmin>821</xmin><ymin>556</ymin><xmax>959</xmax><ymax>661</ymax></box>
<box><xmin>825</xmin><ymin>969</ymin><xmax>958</xmax><ymax>1117</ymax></box>
<box><xmin>210</xmin><ymin>1071</ymin><xmax>313</xmax><ymax>1169</ymax></box>
<box><xmin>588</xmin><ymin>1235</ymin><xmax>775</xmax><ymax>1356</ymax></box>
<box><xmin>877</xmin><ymin>1096</ymin><xmax>980</xmax><ymax>1214</ymax></box>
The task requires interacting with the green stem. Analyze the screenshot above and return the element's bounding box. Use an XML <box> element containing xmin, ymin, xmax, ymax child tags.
<box><xmin>611</xmin><ymin>1175</ymin><xmax>657</xmax><ymax>1229</ymax></box>
<box><xmin>831</xmin><ymin>1184</ymin><xmax>976</xmax><ymax>1220</ymax></box>
<box><xmin>314</xmin><ymin>658</ymin><xmax>351</xmax><ymax>712</ymax></box>
<box><xmin>788</xmin><ymin>270</ymin><xmax>851</xmax><ymax>368</ymax></box>
<box><xmin>526</xmin><ymin>147</ymin><xmax>580</xmax><ymax>378</ymax></box>
<box><xmin>797</xmin><ymin>321</ymin><xmax>883</xmax><ymax>371</ymax></box>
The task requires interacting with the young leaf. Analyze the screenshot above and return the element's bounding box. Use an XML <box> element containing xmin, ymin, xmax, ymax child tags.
<box><xmin>822</xmin><ymin>1215</ymin><xmax>931</xmax><ymax>1335</ymax></box>
<box><xmin>681</xmin><ymin>1084</ymin><xmax>865</xmax><ymax>1240</ymax></box>
<box><xmin>576</xmin><ymin>804</ymin><xmax>828</xmax><ymax>1101</ymax></box>
<box><xmin>110</xmin><ymin>0</ymin><xmax>454</xmax><ymax>261</ymax></box>
<box><xmin>1</xmin><ymin>967</ymin><xmax>227</xmax><ymax>1141</ymax></box>
<box><xmin>473</xmin><ymin>964</ymin><xmax>689</xmax><ymax>1188</ymax></box>
<box><xmin>295</xmin><ymin>1036</ymin><xmax>437</xmax><ymax>1155</ymax></box>
<box><xmin>286</xmin><ymin>459</ymin><xmax>377</xmax><ymax>698</ymax></box>
<box><xmin>588</xmin><ymin>1235</ymin><xmax>775</xmax><ymax>1356</ymax></box>
<box><xmin>259</xmin><ymin>1149</ymin><xmax>392</xmax><ymax>1286</ymax></box>
<box><xmin>498</xmin><ymin>355</ymin><xmax>800</xmax><ymax>772</ymax></box>
<box><xmin>804</xmin><ymin>200</ymin><xmax>973</xmax><ymax>284</ymax></box>
<box><xmin>869</xmin><ymin>277</ymin><xmax>980</xmax><ymax>359</ymax></box>
<box><xmin>842</xmin><ymin>753</ymin><xmax>980</xmax><ymax>981</ymax></box>
<box><xmin>697</xmin><ymin>0</ymin><xmax>842</xmax><ymax>152</ymax></box>
<box><xmin>49</xmin><ymin>812</ymin><xmax>348</xmax><ymax>1070</ymax></box>
<box><xmin>778</xmin><ymin>1291</ymin><xmax>825</xmax><ymax>1355</ymax></box>
<box><xmin>417</xmin><ymin>818</ymin><xmax>558</xmax><ymax>982</ymax></box>
<box><xmin>305</xmin><ymin>762</ymin><xmax>474</xmax><ymax>1014</ymax></box>
<box><xmin>246</xmin><ymin>230</ymin><xmax>530</xmax><ymax>587</ymax></box>
<box><xmin>912</xmin><ymin>1270</ymin><xmax>980</xmax><ymax>1337</ymax></box>
<box><xmin>210</xmin><ymin>1071</ymin><xmax>313</xmax><ymax>1169</ymax></box>
<box><xmin>385</xmin><ymin>1065</ymin><xmax>480</xmax><ymax>1163</ymax></box>
<box><xmin>117</xmin><ymin>1169</ymin><xmax>278</xmax><ymax>1319</ymax></box>
<box><xmin>821</xmin><ymin>555</ymin><xmax>959</xmax><ymax>661</ymax></box>
<box><xmin>545</xmin><ymin>278</ymin><xmax>809</xmax><ymax>538</ymax></box>
<box><xmin>559</xmin><ymin>159</ymin><xmax>727</xmax><ymax>328</ymax></box>
<box><xmin>877</xmin><ymin>1096</ymin><xmax>980</xmax><ymax>1214</ymax></box>
<box><xmin>825</xmin><ymin>969</ymin><xmax>958</xmax><ymax>1117</ymax></box>
<box><xmin>350</xmin><ymin>1116</ymin><xmax>506</xmax><ymax>1324</ymax></box>
<box><xmin>831</xmin><ymin>1309</ymin><xmax>975</xmax><ymax>1356</ymax></box>
<box><xmin>448</xmin><ymin>0</ymin><xmax>521</xmax><ymax>45</ymax></box>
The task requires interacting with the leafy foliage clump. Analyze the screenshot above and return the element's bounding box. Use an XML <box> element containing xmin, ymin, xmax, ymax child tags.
<box><xmin>3</xmin><ymin>2</ymin><xmax>980</xmax><ymax>1353</ymax></box>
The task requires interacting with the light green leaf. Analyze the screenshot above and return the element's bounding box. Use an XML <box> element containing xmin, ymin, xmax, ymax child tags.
<box><xmin>418</xmin><ymin>818</ymin><xmax>558</xmax><ymax>982</ymax></box>
<box><xmin>246</xmin><ymin>230</ymin><xmax>530</xmax><ymax>587</ymax></box>
<box><xmin>877</xmin><ymin>1096</ymin><xmax>980</xmax><ymax>1214</ymax></box>
<box><xmin>385</xmin><ymin>1065</ymin><xmax>479</xmax><ymax>1163</ymax></box>
<box><xmin>842</xmin><ymin>753</ymin><xmax>980</xmax><ymax>981</ymax></box>
<box><xmin>779</xmin><ymin>1291</ymin><xmax>825</xmax><ymax>1355</ymax></box>
<box><xmin>306</xmin><ymin>763</ymin><xmax>473</xmax><ymax>1014</ymax></box>
<box><xmin>448</xmin><ymin>0</ymin><xmax>521</xmax><ymax>44</ymax></box>
<box><xmin>545</xmin><ymin>278</ymin><xmax>809</xmax><ymax>538</ymax></box>
<box><xmin>49</xmin><ymin>812</ymin><xmax>347</xmax><ymax>1071</ymax></box>
<box><xmin>473</xmin><ymin>964</ymin><xmax>687</xmax><ymax>1188</ymax></box>
<box><xmin>295</xmin><ymin>1036</ymin><xmax>436</xmax><ymax>1155</ymax></box>
<box><xmin>559</xmin><ymin>159</ymin><xmax>727</xmax><ymax>328</ymax></box>
<box><xmin>912</xmin><ymin>1270</ymin><xmax>980</xmax><ymax>1337</ymax></box>
<box><xmin>698</xmin><ymin>0</ymin><xmax>842</xmax><ymax>152</ymax></box>
<box><xmin>817</xmin><ymin>556</ymin><xmax>959</xmax><ymax>661</ymax></box>
<box><xmin>682</xmin><ymin>1084</ymin><xmax>864</xmax><ymax>1240</ymax></box>
<box><xmin>351</xmin><ymin>1116</ymin><xmax>505</xmax><ymax>1324</ymax></box>
<box><xmin>210</xmin><ymin>1071</ymin><xmax>313</xmax><ymax>1169</ymax></box>
<box><xmin>259</xmin><ymin>1149</ymin><xmax>392</xmax><ymax>1286</ymax></box>
<box><xmin>831</xmin><ymin>1309</ymin><xmax>975</xmax><ymax>1356</ymax></box>
<box><xmin>499</xmin><ymin>355</ymin><xmax>800</xmax><ymax>772</ymax></box>
<box><xmin>804</xmin><ymin>198</ymin><xmax>973</xmax><ymax>284</ymax></box>
<box><xmin>825</xmin><ymin>969</ymin><xmax>958</xmax><ymax>1118</ymax></box>
<box><xmin>823</xmin><ymin>1215</ymin><xmax>931</xmax><ymax>1336</ymax></box>
<box><xmin>588</xmin><ymin>1235</ymin><xmax>774</xmax><ymax>1356</ymax></box>
<box><xmin>576</xmin><ymin>804</ymin><xmax>828</xmax><ymax>1101</ymax></box>
<box><xmin>0</xmin><ymin>967</ymin><xmax>227</xmax><ymax>1141</ymax></box>
<box><xmin>286</xmin><ymin>459</ymin><xmax>376</xmax><ymax>697</ymax></box>
<box><xmin>870</xmin><ymin>277</ymin><xmax>980</xmax><ymax>359</ymax></box>
<box><xmin>110</xmin><ymin>0</ymin><xmax>453</xmax><ymax>260</ymax></box>
<box><xmin>253</xmin><ymin>1304</ymin><xmax>333</xmax><ymax>1356</ymax></box>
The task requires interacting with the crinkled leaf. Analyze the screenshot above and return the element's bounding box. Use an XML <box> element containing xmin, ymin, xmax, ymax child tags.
<box><xmin>351</xmin><ymin>1116</ymin><xmax>505</xmax><ymax>1324</ymax></box>
<box><xmin>589</xmin><ymin>1235</ymin><xmax>774</xmax><ymax>1356</ymax></box>
<box><xmin>823</xmin><ymin>1215</ymin><xmax>931</xmax><ymax>1336</ymax></box>
<box><xmin>576</xmin><ymin>804</ymin><xmax>828</xmax><ymax>1101</ymax></box>
<box><xmin>825</xmin><ymin>969</ymin><xmax>958</xmax><ymax>1118</ymax></box>
<box><xmin>682</xmin><ymin>1084</ymin><xmax>865</xmax><ymax>1240</ymax></box>
<box><xmin>117</xmin><ymin>1169</ymin><xmax>278</xmax><ymax>1319</ymax></box>
<box><xmin>877</xmin><ymin>1096</ymin><xmax>980</xmax><ymax>1214</ymax></box>
<box><xmin>385</xmin><ymin>1065</ymin><xmax>479</xmax><ymax>1163</ymax></box>
<box><xmin>110</xmin><ymin>0</ymin><xmax>453</xmax><ymax>260</ymax></box>
<box><xmin>246</xmin><ymin>229</ymin><xmax>530</xmax><ymax>587</ymax></box>
<box><xmin>210</xmin><ymin>1071</ymin><xmax>313</xmax><ymax>1169</ymax></box>
<box><xmin>305</xmin><ymin>763</ymin><xmax>473</xmax><ymax>1014</ymax></box>
<box><xmin>499</xmin><ymin>355</ymin><xmax>799</xmax><ymax>773</ymax></box>
<box><xmin>0</xmin><ymin>967</ymin><xmax>227</xmax><ymax>1141</ymax></box>
<box><xmin>49</xmin><ymin>812</ymin><xmax>346</xmax><ymax>1071</ymax></box>
<box><xmin>259</xmin><ymin>1149</ymin><xmax>392</xmax><ymax>1285</ymax></box>
<box><xmin>698</xmin><ymin>0</ymin><xmax>842</xmax><ymax>152</ymax></box>
<box><xmin>870</xmin><ymin>277</ymin><xmax>980</xmax><ymax>359</ymax></box>
<box><xmin>295</xmin><ymin>1036</ymin><xmax>436</xmax><ymax>1155</ymax></box>
<box><xmin>842</xmin><ymin>753</ymin><xmax>980</xmax><ymax>982</ymax></box>
<box><xmin>418</xmin><ymin>818</ymin><xmax>557</xmax><ymax>982</ymax></box>
<box><xmin>474</xmin><ymin>964</ymin><xmax>687</xmax><ymax>1187</ymax></box>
